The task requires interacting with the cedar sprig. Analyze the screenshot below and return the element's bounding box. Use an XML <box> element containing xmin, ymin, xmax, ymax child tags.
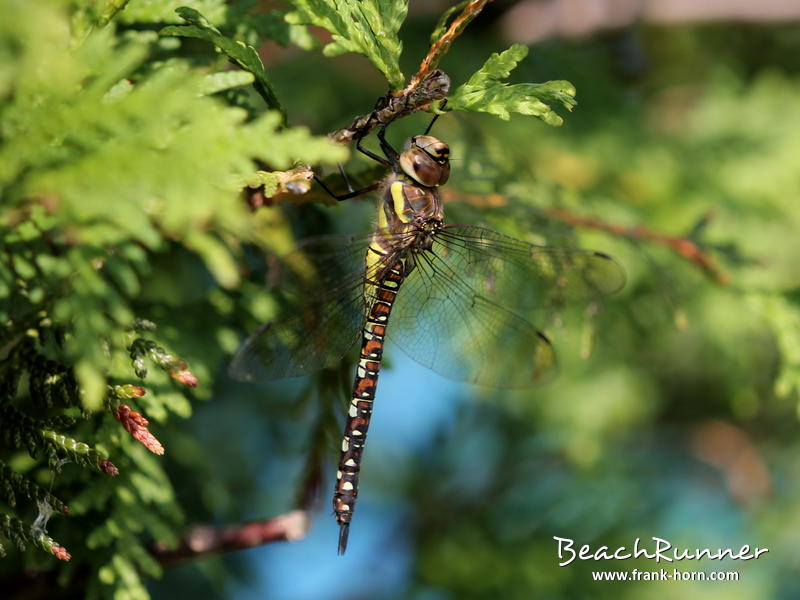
<box><xmin>29</xmin><ymin>354</ymin><xmax>80</xmax><ymax>410</ymax></box>
<box><xmin>404</xmin><ymin>0</ymin><xmax>494</xmax><ymax>93</ymax></box>
<box><xmin>0</xmin><ymin>403</ymin><xmax>46</xmax><ymax>459</ymax></box>
<box><xmin>0</xmin><ymin>462</ymin><xmax>69</xmax><ymax>515</ymax></box>
<box><xmin>0</xmin><ymin>403</ymin><xmax>118</xmax><ymax>475</ymax></box>
<box><xmin>105</xmin><ymin>383</ymin><xmax>146</xmax><ymax>412</ymax></box>
<box><xmin>128</xmin><ymin>337</ymin><xmax>198</xmax><ymax>387</ymax></box>
<box><xmin>40</xmin><ymin>429</ymin><xmax>118</xmax><ymax>475</ymax></box>
<box><xmin>0</xmin><ymin>337</ymin><xmax>33</xmax><ymax>404</ymax></box>
<box><xmin>0</xmin><ymin>513</ymin><xmax>71</xmax><ymax>561</ymax></box>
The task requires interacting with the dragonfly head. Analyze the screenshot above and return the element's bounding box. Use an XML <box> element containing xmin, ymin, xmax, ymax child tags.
<box><xmin>399</xmin><ymin>135</ymin><xmax>450</xmax><ymax>188</ymax></box>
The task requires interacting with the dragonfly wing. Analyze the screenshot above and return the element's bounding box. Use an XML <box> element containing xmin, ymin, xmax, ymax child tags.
<box><xmin>387</xmin><ymin>249</ymin><xmax>556</xmax><ymax>388</ymax></box>
<box><xmin>230</xmin><ymin>290</ymin><xmax>366</xmax><ymax>381</ymax></box>
<box><xmin>230</xmin><ymin>234</ymin><xmax>383</xmax><ymax>382</ymax></box>
<box><xmin>434</xmin><ymin>225</ymin><xmax>625</xmax><ymax>311</ymax></box>
<box><xmin>386</xmin><ymin>225</ymin><xmax>625</xmax><ymax>387</ymax></box>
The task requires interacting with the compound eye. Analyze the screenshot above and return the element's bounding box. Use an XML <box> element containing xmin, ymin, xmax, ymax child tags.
<box><xmin>399</xmin><ymin>142</ymin><xmax>449</xmax><ymax>186</ymax></box>
<box><xmin>412</xmin><ymin>153</ymin><xmax>440</xmax><ymax>187</ymax></box>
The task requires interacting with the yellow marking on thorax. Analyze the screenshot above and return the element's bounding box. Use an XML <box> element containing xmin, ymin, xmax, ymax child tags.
<box><xmin>377</xmin><ymin>200</ymin><xmax>389</xmax><ymax>232</ymax></box>
<box><xmin>390</xmin><ymin>181</ymin><xmax>412</xmax><ymax>224</ymax></box>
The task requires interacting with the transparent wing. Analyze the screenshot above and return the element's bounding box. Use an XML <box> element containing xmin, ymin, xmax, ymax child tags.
<box><xmin>388</xmin><ymin>250</ymin><xmax>556</xmax><ymax>388</ymax></box>
<box><xmin>230</xmin><ymin>291</ymin><xmax>366</xmax><ymax>381</ymax></box>
<box><xmin>229</xmin><ymin>234</ymin><xmax>403</xmax><ymax>382</ymax></box>
<box><xmin>387</xmin><ymin>226</ymin><xmax>625</xmax><ymax>387</ymax></box>
<box><xmin>434</xmin><ymin>225</ymin><xmax>625</xmax><ymax>310</ymax></box>
<box><xmin>231</xmin><ymin>225</ymin><xmax>624</xmax><ymax>385</ymax></box>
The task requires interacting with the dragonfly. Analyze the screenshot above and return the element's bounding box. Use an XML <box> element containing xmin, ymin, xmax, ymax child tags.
<box><xmin>230</xmin><ymin>118</ymin><xmax>625</xmax><ymax>554</ymax></box>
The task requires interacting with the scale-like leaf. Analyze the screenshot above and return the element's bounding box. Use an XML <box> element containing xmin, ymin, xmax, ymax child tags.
<box><xmin>199</xmin><ymin>70</ymin><xmax>255</xmax><ymax>95</ymax></box>
<box><xmin>229</xmin><ymin>2</ymin><xmax>320</xmax><ymax>51</ymax></box>
<box><xmin>119</xmin><ymin>0</ymin><xmax>228</xmax><ymax>24</ymax></box>
<box><xmin>161</xmin><ymin>7</ymin><xmax>285</xmax><ymax>119</ymax></box>
<box><xmin>285</xmin><ymin>0</ymin><xmax>406</xmax><ymax>90</ymax></box>
<box><xmin>448</xmin><ymin>44</ymin><xmax>577</xmax><ymax>125</ymax></box>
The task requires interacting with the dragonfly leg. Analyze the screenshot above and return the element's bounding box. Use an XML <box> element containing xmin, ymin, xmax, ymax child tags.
<box><xmin>423</xmin><ymin>98</ymin><xmax>447</xmax><ymax>135</ymax></box>
<box><xmin>356</xmin><ymin>133</ymin><xmax>393</xmax><ymax>167</ymax></box>
<box><xmin>377</xmin><ymin>124</ymin><xmax>400</xmax><ymax>164</ymax></box>
<box><xmin>314</xmin><ymin>174</ymin><xmax>382</xmax><ymax>202</ymax></box>
<box><xmin>315</xmin><ymin>125</ymin><xmax>394</xmax><ymax>200</ymax></box>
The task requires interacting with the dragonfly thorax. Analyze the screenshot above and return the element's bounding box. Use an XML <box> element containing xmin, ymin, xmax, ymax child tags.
<box><xmin>380</xmin><ymin>173</ymin><xmax>445</xmax><ymax>240</ymax></box>
<box><xmin>409</xmin><ymin>218</ymin><xmax>442</xmax><ymax>253</ymax></box>
<box><xmin>399</xmin><ymin>135</ymin><xmax>450</xmax><ymax>188</ymax></box>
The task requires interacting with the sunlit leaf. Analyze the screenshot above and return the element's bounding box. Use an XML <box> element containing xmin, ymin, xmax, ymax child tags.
<box><xmin>448</xmin><ymin>44</ymin><xmax>577</xmax><ymax>125</ymax></box>
<box><xmin>199</xmin><ymin>70</ymin><xmax>255</xmax><ymax>95</ymax></box>
<box><xmin>285</xmin><ymin>0</ymin><xmax>406</xmax><ymax>89</ymax></box>
<box><xmin>161</xmin><ymin>6</ymin><xmax>285</xmax><ymax>118</ymax></box>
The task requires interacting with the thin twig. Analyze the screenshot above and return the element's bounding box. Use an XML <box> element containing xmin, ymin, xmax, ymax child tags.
<box><xmin>329</xmin><ymin>70</ymin><xmax>451</xmax><ymax>144</ymax></box>
<box><xmin>329</xmin><ymin>0</ymin><xmax>494</xmax><ymax>144</ymax></box>
<box><xmin>442</xmin><ymin>190</ymin><xmax>727</xmax><ymax>283</ymax></box>
<box><xmin>403</xmin><ymin>0</ymin><xmax>495</xmax><ymax>94</ymax></box>
<box><xmin>152</xmin><ymin>511</ymin><xmax>310</xmax><ymax>565</ymax></box>
<box><xmin>244</xmin><ymin>166</ymin><xmax>317</xmax><ymax>209</ymax></box>
<box><xmin>545</xmin><ymin>207</ymin><xmax>729</xmax><ymax>284</ymax></box>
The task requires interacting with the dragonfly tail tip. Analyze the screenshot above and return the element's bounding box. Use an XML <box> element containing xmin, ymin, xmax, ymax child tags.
<box><xmin>337</xmin><ymin>523</ymin><xmax>350</xmax><ymax>555</ymax></box>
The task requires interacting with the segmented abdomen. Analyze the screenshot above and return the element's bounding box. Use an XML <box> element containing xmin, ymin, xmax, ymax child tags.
<box><xmin>333</xmin><ymin>257</ymin><xmax>405</xmax><ymax>554</ymax></box>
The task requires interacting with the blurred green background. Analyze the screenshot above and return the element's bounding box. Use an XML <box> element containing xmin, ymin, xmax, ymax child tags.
<box><xmin>3</xmin><ymin>1</ymin><xmax>800</xmax><ymax>599</ymax></box>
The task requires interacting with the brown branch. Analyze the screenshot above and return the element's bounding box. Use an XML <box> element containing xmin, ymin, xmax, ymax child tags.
<box><xmin>248</xmin><ymin>2</ymin><xmax>493</xmax><ymax>205</ymax></box>
<box><xmin>270</xmin><ymin>3</ymin><xmax>496</xmax><ymax>206</ymax></box>
<box><xmin>404</xmin><ymin>0</ymin><xmax>495</xmax><ymax>94</ymax></box>
<box><xmin>152</xmin><ymin>511</ymin><xmax>310</xmax><ymax>565</ymax></box>
<box><xmin>442</xmin><ymin>190</ymin><xmax>727</xmax><ymax>283</ymax></box>
<box><xmin>328</xmin><ymin>0</ymin><xmax>495</xmax><ymax>143</ymax></box>
<box><xmin>328</xmin><ymin>70</ymin><xmax>451</xmax><ymax>144</ymax></box>
<box><xmin>244</xmin><ymin>166</ymin><xmax>319</xmax><ymax>209</ymax></box>
<box><xmin>545</xmin><ymin>207</ymin><xmax>729</xmax><ymax>284</ymax></box>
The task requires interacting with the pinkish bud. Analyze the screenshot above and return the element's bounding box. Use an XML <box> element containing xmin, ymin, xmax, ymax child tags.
<box><xmin>100</xmin><ymin>459</ymin><xmax>119</xmax><ymax>476</ymax></box>
<box><xmin>51</xmin><ymin>545</ymin><xmax>71</xmax><ymax>561</ymax></box>
<box><xmin>114</xmin><ymin>404</ymin><xmax>164</xmax><ymax>455</ymax></box>
<box><xmin>170</xmin><ymin>369</ymin><xmax>198</xmax><ymax>387</ymax></box>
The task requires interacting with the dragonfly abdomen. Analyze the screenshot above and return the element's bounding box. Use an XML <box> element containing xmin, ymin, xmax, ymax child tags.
<box><xmin>333</xmin><ymin>259</ymin><xmax>405</xmax><ymax>555</ymax></box>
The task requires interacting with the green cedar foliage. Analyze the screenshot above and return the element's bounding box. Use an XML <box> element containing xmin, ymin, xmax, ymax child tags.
<box><xmin>0</xmin><ymin>0</ymin><xmax>346</xmax><ymax>597</ymax></box>
<box><xmin>161</xmin><ymin>6</ymin><xmax>286</xmax><ymax>119</ymax></box>
<box><xmin>285</xmin><ymin>0</ymin><xmax>408</xmax><ymax>90</ymax></box>
<box><xmin>447</xmin><ymin>44</ymin><xmax>577</xmax><ymax>124</ymax></box>
<box><xmin>283</xmin><ymin>1</ymin><xmax>577</xmax><ymax>127</ymax></box>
